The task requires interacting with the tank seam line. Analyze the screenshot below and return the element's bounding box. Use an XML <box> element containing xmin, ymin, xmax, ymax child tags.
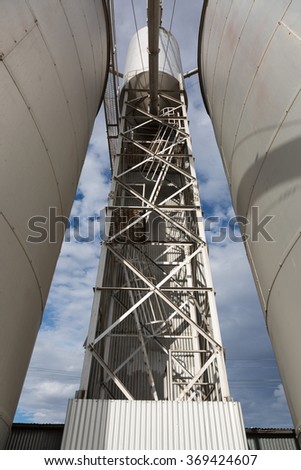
<box><xmin>2</xmin><ymin>56</ymin><xmax>64</xmax><ymax>217</ymax></box>
<box><xmin>27</xmin><ymin>7</ymin><xmax>82</xmax><ymax>178</ymax></box>
<box><xmin>220</xmin><ymin>1</ymin><xmax>255</xmax><ymax>147</ymax></box>
<box><xmin>245</xmin><ymin>87</ymin><xmax>301</xmax><ymax>215</ymax></box>
<box><xmin>211</xmin><ymin>1</ymin><xmax>235</xmax><ymax>138</ymax></box>
<box><xmin>280</xmin><ymin>20</ymin><xmax>301</xmax><ymax>42</ymax></box>
<box><xmin>79</xmin><ymin>2</ymin><xmax>99</xmax><ymax>121</ymax></box>
<box><xmin>60</xmin><ymin>0</ymin><xmax>92</xmax><ymax>150</ymax></box>
<box><xmin>0</xmin><ymin>213</ymin><xmax>44</xmax><ymax>315</ymax></box>
<box><xmin>0</xmin><ymin>6</ymin><xmax>36</xmax><ymax>61</ymax></box>
<box><xmin>266</xmin><ymin>230</ymin><xmax>301</xmax><ymax>325</ymax></box>
<box><xmin>228</xmin><ymin>1</ymin><xmax>293</xmax><ymax>177</ymax></box>
<box><xmin>203</xmin><ymin>0</ymin><xmax>219</xmax><ymax>103</ymax></box>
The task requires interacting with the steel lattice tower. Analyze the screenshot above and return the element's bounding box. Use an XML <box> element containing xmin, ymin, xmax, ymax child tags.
<box><xmin>79</xmin><ymin>74</ymin><xmax>230</xmax><ymax>403</ymax></box>
<box><xmin>61</xmin><ymin>3</ymin><xmax>247</xmax><ymax>450</ymax></box>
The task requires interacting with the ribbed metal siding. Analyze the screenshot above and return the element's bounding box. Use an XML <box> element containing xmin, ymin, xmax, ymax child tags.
<box><xmin>61</xmin><ymin>399</ymin><xmax>247</xmax><ymax>450</ymax></box>
<box><xmin>5</xmin><ymin>424</ymin><xmax>64</xmax><ymax>450</ymax></box>
<box><xmin>246</xmin><ymin>429</ymin><xmax>300</xmax><ymax>451</ymax></box>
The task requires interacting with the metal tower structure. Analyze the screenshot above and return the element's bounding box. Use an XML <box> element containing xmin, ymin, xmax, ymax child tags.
<box><xmin>62</xmin><ymin>2</ymin><xmax>247</xmax><ymax>450</ymax></box>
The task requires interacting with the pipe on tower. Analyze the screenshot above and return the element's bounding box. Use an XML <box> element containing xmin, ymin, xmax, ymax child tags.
<box><xmin>121</xmin><ymin>26</ymin><xmax>184</xmax><ymax>114</ymax></box>
<box><xmin>147</xmin><ymin>0</ymin><xmax>162</xmax><ymax>115</ymax></box>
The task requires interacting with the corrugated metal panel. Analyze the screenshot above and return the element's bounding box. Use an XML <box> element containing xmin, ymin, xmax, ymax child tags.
<box><xmin>5</xmin><ymin>424</ymin><xmax>64</xmax><ymax>450</ymax></box>
<box><xmin>246</xmin><ymin>428</ymin><xmax>300</xmax><ymax>451</ymax></box>
<box><xmin>61</xmin><ymin>399</ymin><xmax>247</xmax><ymax>450</ymax></box>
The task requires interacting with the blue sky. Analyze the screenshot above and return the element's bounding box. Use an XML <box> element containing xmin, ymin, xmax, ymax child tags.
<box><xmin>15</xmin><ymin>0</ymin><xmax>293</xmax><ymax>429</ymax></box>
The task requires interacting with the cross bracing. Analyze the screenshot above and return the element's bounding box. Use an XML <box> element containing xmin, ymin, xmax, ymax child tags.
<box><xmin>79</xmin><ymin>77</ymin><xmax>230</xmax><ymax>403</ymax></box>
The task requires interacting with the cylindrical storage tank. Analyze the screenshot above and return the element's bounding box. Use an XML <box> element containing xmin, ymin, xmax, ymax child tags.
<box><xmin>0</xmin><ymin>0</ymin><xmax>109</xmax><ymax>448</ymax></box>
<box><xmin>199</xmin><ymin>0</ymin><xmax>301</xmax><ymax>440</ymax></box>
<box><xmin>120</xmin><ymin>26</ymin><xmax>185</xmax><ymax>111</ymax></box>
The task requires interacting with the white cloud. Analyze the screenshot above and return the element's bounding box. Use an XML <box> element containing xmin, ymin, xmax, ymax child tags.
<box><xmin>273</xmin><ymin>384</ymin><xmax>289</xmax><ymax>410</ymax></box>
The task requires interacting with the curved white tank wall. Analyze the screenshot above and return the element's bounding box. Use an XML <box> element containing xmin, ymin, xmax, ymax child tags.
<box><xmin>121</xmin><ymin>26</ymin><xmax>184</xmax><ymax>110</ymax></box>
<box><xmin>0</xmin><ymin>0</ymin><xmax>109</xmax><ymax>448</ymax></box>
<box><xmin>199</xmin><ymin>0</ymin><xmax>301</xmax><ymax>439</ymax></box>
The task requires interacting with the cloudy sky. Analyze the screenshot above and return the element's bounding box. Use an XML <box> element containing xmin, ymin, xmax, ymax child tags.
<box><xmin>15</xmin><ymin>0</ymin><xmax>293</xmax><ymax>429</ymax></box>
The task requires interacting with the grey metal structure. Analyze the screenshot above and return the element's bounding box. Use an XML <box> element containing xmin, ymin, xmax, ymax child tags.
<box><xmin>246</xmin><ymin>428</ymin><xmax>300</xmax><ymax>451</ymax></box>
<box><xmin>62</xmin><ymin>5</ymin><xmax>247</xmax><ymax>450</ymax></box>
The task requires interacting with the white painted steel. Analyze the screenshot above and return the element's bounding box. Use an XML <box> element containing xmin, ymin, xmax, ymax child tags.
<box><xmin>79</xmin><ymin>59</ymin><xmax>231</xmax><ymax>404</ymax></box>
<box><xmin>0</xmin><ymin>0</ymin><xmax>109</xmax><ymax>448</ymax></box>
<box><xmin>61</xmin><ymin>399</ymin><xmax>247</xmax><ymax>450</ymax></box>
<box><xmin>121</xmin><ymin>26</ymin><xmax>184</xmax><ymax>111</ymax></box>
<box><xmin>199</xmin><ymin>0</ymin><xmax>301</xmax><ymax>437</ymax></box>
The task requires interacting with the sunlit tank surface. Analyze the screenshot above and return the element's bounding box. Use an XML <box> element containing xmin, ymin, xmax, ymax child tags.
<box><xmin>120</xmin><ymin>26</ymin><xmax>185</xmax><ymax>111</ymax></box>
<box><xmin>0</xmin><ymin>0</ymin><xmax>109</xmax><ymax>448</ymax></box>
<box><xmin>199</xmin><ymin>0</ymin><xmax>301</xmax><ymax>440</ymax></box>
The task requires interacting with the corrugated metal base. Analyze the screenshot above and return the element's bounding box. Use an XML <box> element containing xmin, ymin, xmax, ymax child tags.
<box><xmin>61</xmin><ymin>400</ymin><xmax>247</xmax><ymax>450</ymax></box>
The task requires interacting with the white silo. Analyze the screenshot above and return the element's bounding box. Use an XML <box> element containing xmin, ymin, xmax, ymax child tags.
<box><xmin>0</xmin><ymin>0</ymin><xmax>109</xmax><ymax>448</ymax></box>
<box><xmin>120</xmin><ymin>25</ymin><xmax>185</xmax><ymax>112</ymax></box>
<box><xmin>199</xmin><ymin>0</ymin><xmax>301</xmax><ymax>442</ymax></box>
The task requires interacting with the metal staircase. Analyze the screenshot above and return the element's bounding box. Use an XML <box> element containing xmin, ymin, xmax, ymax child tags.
<box><xmin>77</xmin><ymin>82</ymin><xmax>230</xmax><ymax>404</ymax></box>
